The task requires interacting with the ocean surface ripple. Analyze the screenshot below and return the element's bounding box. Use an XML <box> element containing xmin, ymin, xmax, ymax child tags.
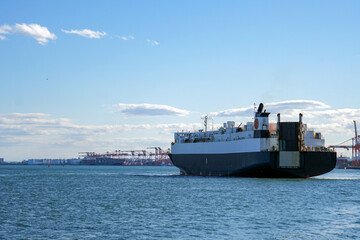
<box><xmin>0</xmin><ymin>166</ymin><xmax>359</xmax><ymax>239</ymax></box>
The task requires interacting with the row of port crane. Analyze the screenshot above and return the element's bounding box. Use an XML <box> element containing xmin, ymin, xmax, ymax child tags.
<box><xmin>79</xmin><ymin>147</ymin><xmax>170</xmax><ymax>162</ymax></box>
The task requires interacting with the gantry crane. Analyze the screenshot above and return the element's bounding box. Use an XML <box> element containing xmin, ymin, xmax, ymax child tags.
<box><xmin>353</xmin><ymin>121</ymin><xmax>359</xmax><ymax>166</ymax></box>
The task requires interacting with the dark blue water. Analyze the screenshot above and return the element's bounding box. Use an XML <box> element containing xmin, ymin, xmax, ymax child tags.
<box><xmin>1</xmin><ymin>166</ymin><xmax>359</xmax><ymax>239</ymax></box>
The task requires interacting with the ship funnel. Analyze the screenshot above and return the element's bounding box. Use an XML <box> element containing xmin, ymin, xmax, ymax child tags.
<box><xmin>254</xmin><ymin>103</ymin><xmax>270</xmax><ymax>132</ymax></box>
<box><xmin>257</xmin><ymin>103</ymin><xmax>264</xmax><ymax>114</ymax></box>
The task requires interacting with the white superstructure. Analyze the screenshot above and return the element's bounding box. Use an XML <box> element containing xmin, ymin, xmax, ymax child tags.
<box><xmin>172</xmin><ymin>114</ymin><xmax>326</xmax><ymax>154</ymax></box>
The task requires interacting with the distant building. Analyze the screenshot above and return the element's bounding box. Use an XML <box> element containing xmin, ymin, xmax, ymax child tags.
<box><xmin>26</xmin><ymin>158</ymin><xmax>80</xmax><ymax>165</ymax></box>
<box><xmin>0</xmin><ymin>158</ymin><xmax>4</xmax><ymax>164</ymax></box>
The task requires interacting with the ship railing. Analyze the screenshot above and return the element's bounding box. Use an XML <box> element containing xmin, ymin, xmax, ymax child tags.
<box><xmin>303</xmin><ymin>146</ymin><xmax>329</xmax><ymax>152</ymax></box>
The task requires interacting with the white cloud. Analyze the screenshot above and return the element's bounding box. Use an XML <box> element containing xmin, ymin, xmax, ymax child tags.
<box><xmin>146</xmin><ymin>39</ymin><xmax>159</xmax><ymax>46</ymax></box>
<box><xmin>210</xmin><ymin>107</ymin><xmax>253</xmax><ymax>117</ymax></box>
<box><xmin>0</xmin><ymin>25</ymin><xmax>11</xmax><ymax>34</ymax></box>
<box><xmin>0</xmin><ymin>25</ymin><xmax>11</xmax><ymax>40</ymax></box>
<box><xmin>62</xmin><ymin>29</ymin><xmax>107</xmax><ymax>39</ymax></box>
<box><xmin>115</xmin><ymin>103</ymin><xmax>190</xmax><ymax>117</ymax></box>
<box><xmin>210</xmin><ymin>100</ymin><xmax>330</xmax><ymax>117</ymax></box>
<box><xmin>0</xmin><ymin>23</ymin><xmax>56</xmax><ymax>45</ymax></box>
<box><xmin>0</xmin><ymin>113</ymin><xmax>199</xmax><ymax>141</ymax></box>
<box><xmin>119</xmin><ymin>35</ymin><xmax>134</xmax><ymax>41</ymax></box>
<box><xmin>266</xmin><ymin>99</ymin><xmax>330</xmax><ymax>111</ymax></box>
<box><xmin>0</xmin><ymin>113</ymin><xmax>201</xmax><ymax>162</ymax></box>
<box><xmin>299</xmin><ymin>108</ymin><xmax>360</xmax><ymax>138</ymax></box>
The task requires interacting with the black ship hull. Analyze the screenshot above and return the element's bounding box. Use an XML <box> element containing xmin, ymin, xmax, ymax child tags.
<box><xmin>169</xmin><ymin>151</ymin><xmax>336</xmax><ymax>178</ymax></box>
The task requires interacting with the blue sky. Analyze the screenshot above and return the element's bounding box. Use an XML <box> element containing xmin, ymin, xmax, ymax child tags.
<box><xmin>1</xmin><ymin>0</ymin><xmax>360</xmax><ymax>161</ymax></box>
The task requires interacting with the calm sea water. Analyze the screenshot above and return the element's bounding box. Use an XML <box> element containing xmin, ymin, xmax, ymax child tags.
<box><xmin>0</xmin><ymin>166</ymin><xmax>359</xmax><ymax>239</ymax></box>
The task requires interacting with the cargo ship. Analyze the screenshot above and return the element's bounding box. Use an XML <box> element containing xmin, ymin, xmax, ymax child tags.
<box><xmin>335</xmin><ymin>156</ymin><xmax>349</xmax><ymax>169</ymax></box>
<box><xmin>168</xmin><ymin>103</ymin><xmax>336</xmax><ymax>178</ymax></box>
